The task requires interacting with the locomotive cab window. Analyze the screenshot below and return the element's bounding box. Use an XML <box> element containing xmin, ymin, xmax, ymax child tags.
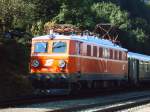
<box><xmin>52</xmin><ymin>41</ymin><xmax>67</xmax><ymax>53</ymax></box>
<box><xmin>34</xmin><ymin>42</ymin><xmax>48</xmax><ymax>53</ymax></box>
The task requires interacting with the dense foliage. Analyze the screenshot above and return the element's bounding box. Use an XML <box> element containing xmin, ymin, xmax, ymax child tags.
<box><xmin>0</xmin><ymin>38</ymin><xmax>33</xmax><ymax>99</ymax></box>
<box><xmin>0</xmin><ymin>0</ymin><xmax>150</xmax><ymax>54</ymax></box>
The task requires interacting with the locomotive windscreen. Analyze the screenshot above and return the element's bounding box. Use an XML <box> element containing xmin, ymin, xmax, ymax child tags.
<box><xmin>52</xmin><ymin>41</ymin><xmax>67</xmax><ymax>53</ymax></box>
<box><xmin>34</xmin><ymin>42</ymin><xmax>48</xmax><ymax>53</ymax></box>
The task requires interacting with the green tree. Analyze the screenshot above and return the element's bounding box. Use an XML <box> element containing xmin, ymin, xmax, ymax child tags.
<box><xmin>0</xmin><ymin>0</ymin><xmax>35</xmax><ymax>33</ymax></box>
<box><xmin>29</xmin><ymin>0</ymin><xmax>61</xmax><ymax>21</ymax></box>
<box><xmin>91</xmin><ymin>2</ymin><xmax>130</xmax><ymax>30</ymax></box>
<box><xmin>54</xmin><ymin>0</ymin><xmax>95</xmax><ymax>29</ymax></box>
<box><xmin>131</xmin><ymin>28</ymin><xmax>146</xmax><ymax>43</ymax></box>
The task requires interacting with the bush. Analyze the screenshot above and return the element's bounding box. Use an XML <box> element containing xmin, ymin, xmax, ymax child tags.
<box><xmin>0</xmin><ymin>37</ymin><xmax>33</xmax><ymax>100</ymax></box>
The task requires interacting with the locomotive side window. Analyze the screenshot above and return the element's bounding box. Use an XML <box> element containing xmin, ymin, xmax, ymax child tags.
<box><xmin>93</xmin><ymin>46</ymin><xmax>97</xmax><ymax>57</ymax></box>
<box><xmin>87</xmin><ymin>45</ymin><xmax>91</xmax><ymax>56</ymax></box>
<box><xmin>107</xmin><ymin>49</ymin><xmax>110</xmax><ymax>59</ymax></box>
<box><xmin>119</xmin><ymin>51</ymin><xmax>122</xmax><ymax>60</ymax></box>
<box><xmin>117</xmin><ymin>51</ymin><xmax>119</xmax><ymax>60</ymax></box>
<box><xmin>122</xmin><ymin>52</ymin><xmax>126</xmax><ymax>60</ymax></box>
<box><xmin>76</xmin><ymin>42</ymin><xmax>81</xmax><ymax>55</ymax></box>
<box><xmin>103</xmin><ymin>48</ymin><xmax>109</xmax><ymax>58</ymax></box>
<box><xmin>99</xmin><ymin>47</ymin><xmax>103</xmax><ymax>57</ymax></box>
<box><xmin>34</xmin><ymin>42</ymin><xmax>48</xmax><ymax>53</ymax></box>
<box><xmin>102</xmin><ymin>48</ymin><xmax>106</xmax><ymax>58</ymax></box>
<box><xmin>110</xmin><ymin>49</ymin><xmax>113</xmax><ymax>59</ymax></box>
<box><xmin>52</xmin><ymin>41</ymin><xmax>67</xmax><ymax>53</ymax></box>
<box><xmin>113</xmin><ymin>50</ymin><xmax>115</xmax><ymax>59</ymax></box>
<box><xmin>115</xmin><ymin>50</ymin><xmax>118</xmax><ymax>60</ymax></box>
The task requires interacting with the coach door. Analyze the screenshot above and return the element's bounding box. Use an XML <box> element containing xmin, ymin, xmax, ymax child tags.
<box><xmin>129</xmin><ymin>58</ymin><xmax>139</xmax><ymax>85</ymax></box>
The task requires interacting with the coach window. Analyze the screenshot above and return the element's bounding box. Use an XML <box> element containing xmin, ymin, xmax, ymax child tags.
<box><xmin>87</xmin><ymin>45</ymin><xmax>91</xmax><ymax>56</ymax></box>
<box><xmin>99</xmin><ymin>47</ymin><xmax>103</xmax><ymax>57</ymax></box>
<box><xmin>148</xmin><ymin>63</ymin><xmax>150</xmax><ymax>72</ymax></box>
<box><xmin>93</xmin><ymin>46</ymin><xmax>97</xmax><ymax>57</ymax></box>
<box><xmin>145</xmin><ymin>63</ymin><xmax>149</xmax><ymax>72</ymax></box>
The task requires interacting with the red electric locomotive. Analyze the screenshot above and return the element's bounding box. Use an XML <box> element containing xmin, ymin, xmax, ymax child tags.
<box><xmin>30</xmin><ymin>33</ymin><xmax>128</xmax><ymax>93</ymax></box>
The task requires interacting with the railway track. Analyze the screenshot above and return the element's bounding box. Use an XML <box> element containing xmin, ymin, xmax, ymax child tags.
<box><xmin>0</xmin><ymin>87</ymin><xmax>126</xmax><ymax>108</ymax></box>
<box><xmin>54</xmin><ymin>97</ymin><xmax>150</xmax><ymax>112</ymax></box>
<box><xmin>0</xmin><ymin>94</ymin><xmax>70</xmax><ymax>108</ymax></box>
<box><xmin>49</xmin><ymin>94</ymin><xmax>150</xmax><ymax>112</ymax></box>
<box><xmin>92</xmin><ymin>97</ymin><xmax>150</xmax><ymax>112</ymax></box>
<box><xmin>1</xmin><ymin>88</ymin><xmax>150</xmax><ymax>112</ymax></box>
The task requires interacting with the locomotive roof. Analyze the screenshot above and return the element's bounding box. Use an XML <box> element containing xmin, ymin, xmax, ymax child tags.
<box><xmin>128</xmin><ymin>52</ymin><xmax>150</xmax><ymax>61</ymax></box>
<box><xmin>32</xmin><ymin>34</ymin><xmax>127</xmax><ymax>51</ymax></box>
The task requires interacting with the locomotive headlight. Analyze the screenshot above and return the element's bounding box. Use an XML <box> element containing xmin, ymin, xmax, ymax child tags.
<box><xmin>32</xmin><ymin>59</ymin><xmax>40</xmax><ymax>67</ymax></box>
<box><xmin>58</xmin><ymin>60</ymin><xmax>66</xmax><ymax>68</ymax></box>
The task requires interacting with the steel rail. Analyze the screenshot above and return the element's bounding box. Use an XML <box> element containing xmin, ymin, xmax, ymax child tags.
<box><xmin>49</xmin><ymin>95</ymin><xmax>150</xmax><ymax>112</ymax></box>
<box><xmin>92</xmin><ymin>97</ymin><xmax>150</xmax><ymax>112</ymax></box>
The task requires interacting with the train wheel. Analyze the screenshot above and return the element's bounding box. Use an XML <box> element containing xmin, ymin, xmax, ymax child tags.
<box><xmin>87</xmin><ymin>81</ymin><xmax>93</xmax><ymax>89</ymax></box>
<box><xmin>93</xmin><ymin>81</ymin><xmax>100</xmax><ymax>89</ymax></box>
<box><xmin>68</xmin><ymin>82</ymin><xmax>81</xmax><ymax>95</ymax></box>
